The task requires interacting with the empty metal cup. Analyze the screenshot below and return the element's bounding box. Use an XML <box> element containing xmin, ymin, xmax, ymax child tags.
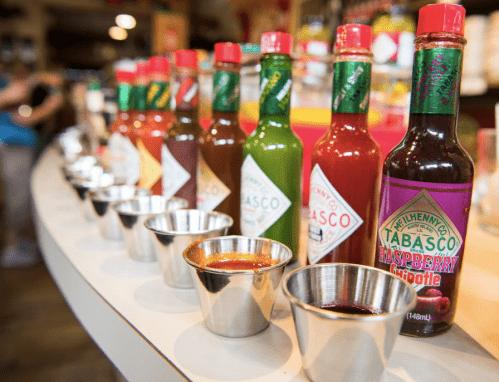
<box><xmin>282</xmin><ymin>264</ymin><xmax>417</xmax><ymax>382</ymax></box>
<box><xmin>144</xmin><ymin>210</ymin><xmax>233</xmax><ymax>289</ymax></box>
<box><xmin>71</xmin><ymin>173</ymin><xmax>122</xmax><ymax>221</ymax></box>
<box><xmin>62</xmin><ymin>156</ymin><xmax>99</xmax><ymax>182</ymax></box>
<box><xmin>183</xmin><ymin>236</ymin><xmax>292</xmax><ymax>338</ymax></box>
<box><xmin>89</xmin><ymin>186</ymin><xmax>150</xmax><ymax>241</ymax></box>
<box><xmin>114</xmin><ymin>196</ymin><xmax>188</xmax><ymax>262</ymax></box>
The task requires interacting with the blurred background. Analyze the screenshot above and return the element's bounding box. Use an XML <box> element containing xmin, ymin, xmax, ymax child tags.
<box><xmin>1</xmin><ymin>0</ymin><xmax>499</xmax><ymax>381</ymax></box>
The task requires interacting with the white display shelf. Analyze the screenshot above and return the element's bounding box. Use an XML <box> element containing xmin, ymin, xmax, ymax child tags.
<box><xmin>32</xmin><ymin>148</ymin><xmax>499</xmax><ymax>382</ymax></box>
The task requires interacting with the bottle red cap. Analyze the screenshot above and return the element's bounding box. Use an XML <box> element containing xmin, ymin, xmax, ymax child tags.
<box><xmin>135</xmin><ymin>61</ymin><xmax>149</xmax><ymax>78</ymax></box>
<box><xmin>261</xmin><ymin>32</ymin><xmax>293</xmax><ymax>55</ymax></box>
<box><xmin>148</xmin><ymin>56</ymin><xmax>171</xmax><ymax>74</ymax></box>
<box><xmin>175</xmin><ymin>50</ymin><xmax>198</xmax><ymax>68</ymax></box>
<box><xmin>115</xmin><ymin>70</ymin><xmax>135</xmax><ymax>83</ymax></box>
<box><xmin>416</xmin><ymin>3</ymin><xmax>466</xmax><ymax>37</ymax></box>
<box><xmin>334</xmin><ymin>24</ymin><xmax>372</xmax><ymax>51</ymax></box>
<box><xmin>214</xmin><ymin>43</ymin><xmax>242</xmax><ymax>63</ymax></box>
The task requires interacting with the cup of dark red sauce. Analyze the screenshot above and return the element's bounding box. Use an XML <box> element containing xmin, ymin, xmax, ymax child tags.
<box><xmin>183</xmin><ymin>236</ymin><xmax>293</xmax><ymax>338</ymax></box>
<box><xmin>282</xmin><ymin>263</ymin><xmax>417</xmax><ymax>382</ymax></box>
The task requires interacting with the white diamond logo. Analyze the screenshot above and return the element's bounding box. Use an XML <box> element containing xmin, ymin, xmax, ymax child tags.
<box><xmin>240</xmin><ymin>155</ymin><xmax>291</xmax><ymax>237</ymax></box>
<box><xmin>122</xmin><ymin>136</ymin><xmax>141</xmax><ymax>185</ymax></box>
<box><xmin>161</xmin><ymin>144</ymin><xmax>191</xmax><ymax>198</ymax></box>
<box><xmin>197</xmin><ymin>155</ymin><xmax>231</xmax><ymax>211</ymax></box>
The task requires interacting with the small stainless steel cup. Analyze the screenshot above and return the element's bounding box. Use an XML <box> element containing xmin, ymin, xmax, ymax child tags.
<box><xmin>144</xmin><ymin>210</ymin><xmax>233</xmax><ymax>289</ymax></box>
<box><xmin>282</xmin><ymin>264</ymin><xmax>417</xmax><ymax>382</ymax></box>
<box><xmin>71</xmin><ymin>173</ymin><xmax>122</xmax><ymax>221</ymax></box>
<box><xmin>114</xmin><ymin>196</ymin><xmax>188</xmax><ymax>262</ymax></box>
<box><xmin>183</xmin><ymin>236</ymin><xmax>292</xmax><ymax>338</ymax></box>
<box><xmin>62</xmin><ymin>156</ymin><xmax>98</xmax><ymax>182</ymax></box>
<box><xmin>89</xmin><ymin>186</ymin><xmax>150</xmax><ymax>241</ymax></box>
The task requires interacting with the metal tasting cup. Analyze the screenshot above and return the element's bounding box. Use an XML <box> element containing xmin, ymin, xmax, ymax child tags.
<box><xmin>282</xmin><ymin>263</ymin><xmax>417</xmax><ymax>382</ymax></box>
<box><xmin>183</xmin><ymin>236</ymin><xmax>292</xmax><ymax>338</ymax></box>
<box><xmin>113</xmin><ymin>196</ymin><xmax>188</xmax><ymax>262</ymax></box>
<box><xmin>89</xmin><ymin>185</ymin><xmax>150</xmax><ymax>241</ymax></box>
<box><xmin>144</xmin><ymin>210</ymin><xmax>233</xmax><ymax>289</ymax></box>
<box><xmin>71</xmin><ymin>173</ymin><xmax>123</xmax><ymax>221</ymax></box>
<box><xmin>62</xmin><ymin>157</ymin><xmax>99</xmax><ymax>182</ymax></box>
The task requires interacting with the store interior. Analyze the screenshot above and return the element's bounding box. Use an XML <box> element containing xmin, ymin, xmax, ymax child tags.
<box><xmin>1</xmin><ymin>0</ymin><xmax>499</xmax><ymax>381</ymax></box>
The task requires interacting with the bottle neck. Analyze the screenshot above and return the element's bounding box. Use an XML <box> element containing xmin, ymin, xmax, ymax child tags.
<box><xmin>117</xmin><ymin>82</ymin><xmax>133</xmax><ymax>112</ymax></box>
<box><xmin>212</xmin><ymin>61</ymin><xmax>241</xmax><ymax>114</ymax></box>
<box><xmin>328</xmin><ymin>113</ymin><xmax>369</xmax><ymax>135</ymax></box>
<box><xmin>407</xmin><ymin>32</ymin><xmax>466</xmax><ymax>141</ymax></box>
<box><xmin>258</xmin><ymin>53</ymin><xmax>292</xmax><ymax>123</ymax></box>
<box><xmin>175</xmin><ymin>66</ymin><xmax>199</xmax><ymax>113</ymax></box>
<box><xmin>147</xmin><ymin>81</ymin><xmax>171</xmax><ymax>111</ymax></box>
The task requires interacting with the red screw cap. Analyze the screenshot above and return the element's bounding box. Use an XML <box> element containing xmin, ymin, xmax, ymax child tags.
<box><xmin>334</xmin><ymin>24</ymin><xmax>372</xmax><ymax>51</ymax></box>
<box><xmin>215</xmin><ymin>42</ymin><xmax>242</xmax><ymax>63</ymax></box>
<box><xmin>135</xmin><ymin>61</ymin><xmax>150</xmax><ymax>78</ymax></box>
<box><xmin>115</xmin><ymin>70</ymin><xmax>135</xmax><ymax>83</ymax></box>
<box><xmin>261</xmin><ymin>32</ymin><xmax>293</xmax><ymax>55</ymax></box>
<box><xmin>175</xmin><ymin>50</ymin><xmax>198</xmax><ymax>68</ymax></box>
<box><xmin>417</xmin><ymin>3</ymin><xmax>466</xmax><ymax>37</ymax></box>
<box><xmin>148</xmin><ymin>56</ymin><xmax>171</xmax><ymax>74</ymax></box>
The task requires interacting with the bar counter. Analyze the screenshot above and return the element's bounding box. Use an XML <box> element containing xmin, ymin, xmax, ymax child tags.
<box><xmin>32</xmin><ymin>147</ymin><xmax>499</xmax><ymax>382</ymax></box>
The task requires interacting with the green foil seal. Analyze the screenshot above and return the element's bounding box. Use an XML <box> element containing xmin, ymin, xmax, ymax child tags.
<box><xmin>147</xmin><ymin>81</ymin><xmax>171</xmax><ymax>110</ymax></box>
<box><xmin>134</xmin><ymin>85</ymin><xmax>148</xmax><ymax>111</ymax></box>
<box><xmin>332</xmin><ymin>61</ymin><xmax>371</xmax><ymax>113</ymax></box>
<box><xmin>259</xmin><ymin>68</ymin><xmax>292</xmax><ymax>116</ymax></box>
<box><xmin>117</xmin><ymin>83</ymin><xmax>133</xmax><ymax>111</ymax></box>
<box><xmin>213</xmin><ymin>71</ymin><xmax>240</xmax><ymax>112</ymax></box>
<box><xmin>410</xmin><ymin>48</ymin><xmax>462</xmax><ymax>115</ymax></box>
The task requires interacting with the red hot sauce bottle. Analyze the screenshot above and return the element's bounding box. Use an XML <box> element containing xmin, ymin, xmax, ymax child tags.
<box><xmin>162</xmin><ymin>50</ymin><xmax>202</xmax><ymax>208</ymax></box>
<box><xmin>308</xmin><ymin>24</ymin><xmax>382</xmax><ymax>266</ymax></box>
<box><xmin>198</xmin><ymin>43</ymin><xmax>247</xmax><ymax>234</ymax></box>
<box><xmin>134</xmin><ymin>56</ymin><xmax>172</xmax><ymax>195</ymax></box>
<box><xmin>375</xmin><ymin>3</ymin><xmax>473</xmax><ymax>337</ymax></box>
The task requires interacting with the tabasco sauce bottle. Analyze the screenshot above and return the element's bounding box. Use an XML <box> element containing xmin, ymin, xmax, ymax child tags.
<box><xmin>162</xmin><ymin>50</ymin><xmax>202</xmax><ymax>207</ymax></box>
<box><xmin>199</xmin><ymin>43</ymin><xmax>247</xmax><ymax>234</ymax></box>
<box><xmin>308</xmin><ymin>24</ymin><xmax>382</xmax><ymax>266</ymax></box>
<box><xmin>134</xmin><ymin>56</ymin><xmax>172</xmax><ymax>195</ymax></box>
<box><xmin>109</xmin><ymin>69</ymin><xmax>140</xmax><ymax>185</ymax></box>
<box><xmin>375</xmin><ymin>3</ymin><xmax>473</xmax><ymax>337</ymax></box>
<box><xmin>241</xmin><ymin>32</ymin><xmax>303</xmax><ymax>262</ymax></box>
<box><xmin>130</xmin><ymin>61</ymin><xmax>150</xmax><ymax>144</ymax></box>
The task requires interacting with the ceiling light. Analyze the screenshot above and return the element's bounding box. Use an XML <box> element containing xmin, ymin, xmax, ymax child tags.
<box><xmin>109</xmin><ymin>26</ymin><xmax>127</xmax><ymax>41</ymax></box>
<box><xmin>116</xmin><ymin>14</ymin><xmax>136</xmax><ymax>29</ymax></box>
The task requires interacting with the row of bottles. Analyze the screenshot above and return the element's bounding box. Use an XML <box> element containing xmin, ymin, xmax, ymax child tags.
<box><xmin>104</xmin><ymin>2</ymin><xmax>472</xmax><ymax>339</ymax></box>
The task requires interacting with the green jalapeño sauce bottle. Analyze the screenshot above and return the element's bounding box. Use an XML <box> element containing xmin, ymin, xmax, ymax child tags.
<box><xmin>162</xmin><ymin>50</ymin><xmax>202</xmax><ymax>208</ymax></box>
<box><xmin>376</xmin><ymin>4</ymin><xmax>474</xmax><ymax>337</ymax></box>
<box><xmin>241</xmin><ymin>32</ymin><xmax>303</xmax><ymax>262</ymax></box>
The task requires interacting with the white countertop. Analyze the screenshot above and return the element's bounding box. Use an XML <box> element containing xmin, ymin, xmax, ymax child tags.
<box><xmin>32</xmin><ymin>148</ymin><xmax>499</xmax><ymax>382</ymax></box>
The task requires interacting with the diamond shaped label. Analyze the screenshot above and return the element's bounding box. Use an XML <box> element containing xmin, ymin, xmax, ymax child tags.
<box><xmin>196</xmin><ymin>155</ymin><xmax>231</xmax><ymax>211</ymax></box>
<box><xmin>108</xmin><ymin>133</ymin><xmax>126</xmax><ymax>179</ymax></box>
<box><xmin>137</xmin><ymin>139</ymin><xmax>162</xmax><ymax>190</ymax></box>
<box><xmin>240</xmin><ymin>155</ymin><xmax>291</xmax><ymax>237</ymax></box>
<box><xmin>308</xmin><ymin>164</ymin><xmax>363</xmax><ymax>265</ymax></box>
<box><xmin>372</xmin><ymin>33</ymin><xmax>397</xmax><ymax>64</ymax></box>
<box><xmin>122</xmin><ymin>136</ymin><xmax>141</xmax><ymax>185</ymax></box>
<box><xmin>161</xmin><ymin>144</ymin><xmax>191</xmax><ymax>198</ymax></box>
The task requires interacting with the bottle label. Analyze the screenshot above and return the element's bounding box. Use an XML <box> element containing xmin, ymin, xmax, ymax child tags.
<box><xmin>308</xmin><ymin>164</ymin><xmax>364</xmax><ymax>264</ymax></box>
<box><xmin>213</xmin><ymin>71</ymin><xmax>240</xmax><ymax>112</ymax></box>
<box><xmin>122</xmin><ymin>136</ymin><xmax>141</xmax><ymax>185</ymax></box>
<box><xmin>117</xmin><ymin>84</ymin><xmax>133</xmax><ymax>111</ymax></box>
<box><xmin>108</xmin><ymin>132</ymin><xmax>127</xmax><ymax>179</ymax></box>
<box><xmin>134</xmin><ymin>85</ymin><xmax>148</xmax><ymax>111</ymax></box>
<box><xmin>259</xmin><ymin>67</ymin><xmax>291</xmax><ymax>116</ymax></box>
<box><xmin>196</xmin><ymin>155</ymin><xmax>231</xmax><ymax>211</ymax></box>
<box><xmin>332</xmin><ymin>61</ymin><xmax>371</xmax><ymax>113</ymax></box>
<box><xmin>377</xmin><ymin>175</ymin><xmax>472</xmax><ymax>324</ymax></box>
<box><xmin>175</xmin><ymin>76</ymin><xmax>199</xmax><ymax>110</ymax></box>
<box><xmin>410</xmin><ymin>48</ymin><xmax>462</xmax><ymax>115</ymax></box>
<box><xmin>240</xmin><ymin>154</ymin><xmax>291</xmax><ymax>237</ymax></box>
<box><xmin>162</xmin><ymin>143</ymin><xmax>191</xmax><ymax>198</ymax></box>
<box><xmin>147</xmin><ymin>81</ymin><xmax>170</xmax><ymax>110</ymax></box>
<box><xmin>137</xmin><ymin>139</ymin><xmax>162</xmax><ymax>190</ymax></box>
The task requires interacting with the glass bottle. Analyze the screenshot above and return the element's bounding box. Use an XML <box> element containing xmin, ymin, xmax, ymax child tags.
<box><xmin>162</xmin><ymin>50</ymin><xmax>202</xmax><ymax>207</ymax></box>
<box><xmin>241</xmin><ymin>32</ymin><xmax>303</xmax><ymax>262</ymax></box>
<box><xmin>199</xmin><ymin>43</ymin><xmax>247</xmax><ymax>234</ymax></box>
<box><xmin>375</xmin><ymin>3</ymin><xmax>474</xmax><ymax>337</ymax></box>
<box><xmin>134</xmin><ymin>56</ymin><xmax>172</xmax><ymax>195</ymax></box>
<box><xmin>308</xmin><ymin>24</ymin><xmax>382</xmax><ymax>266</ymax></box>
